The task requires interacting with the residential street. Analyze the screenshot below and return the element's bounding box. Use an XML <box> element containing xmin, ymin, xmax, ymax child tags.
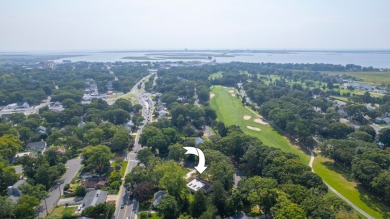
<box><xmin>37</xmin><ymin>157</ymin><xmax>82</xmax><ymax>218</ymax></box>
<box><xmin>115</xmin><ymin>73</ymin><xmax>156</xmax><ymax>219</ymax></box>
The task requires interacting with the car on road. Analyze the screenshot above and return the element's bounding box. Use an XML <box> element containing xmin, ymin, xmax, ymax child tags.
<box><xmin>121</xmin><ymin>201</ymin><xmax>124</xmax><ymax>209</ymax></box>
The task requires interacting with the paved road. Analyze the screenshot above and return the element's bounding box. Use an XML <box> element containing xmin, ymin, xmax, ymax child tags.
<box><xmin>115</xmin><ymin>73</ymin><xmax>155</xmax><ymax>219</ymax></box>
<box><xmin>309</xmin><ymin>151</ymin><xmax>374</xmax><ymax>219</ymax></box>
<box><xmin>37</xmin><ymin>157</ymin><xmax>82</xmax><ymax>218</ymax></box>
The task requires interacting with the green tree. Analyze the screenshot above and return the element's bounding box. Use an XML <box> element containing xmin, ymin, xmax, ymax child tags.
<box><xmin>347</xmin><ymin>131</ymin><xmax>373</xmax><ymax>142</ymax></box>
<box><xmin>0</xmin><ymin>196</ymin><xmax>15</xmax><ymax>219</ymax></box>
<box><xmin>326</xmin><ymin>122</ymin><xmax>354</xmax><ymax>139</ymax></box>
<box><xmin>155</xmin><ymin>161</ymin><xmax>186</xmax><ymax>198</ymax></box>
<box><xmin>125</xmin><ymin>166</ymin><xmax>149</xmax><ymax>189</ymax></box>
<box><xmin>82</xmin><ymin>203</ymin><xmax>115</xmax><ymax>219</ymax></box>
<box><xmin>191</xmin><ymin>191</ymin><xmax>207</xmax><ymax>218</ymax></box>
<box><xmin>0</xmin><ymin>162</ymin><xmax>18</xmax><ymax>194</ymax></box>
<box><xmin>136</xmin><ymin>148</ymin><xmax>155</xmax><ymax>166</ymax></box>
<box><xmin>210</xmin><ymin>181</ymin><xmax>227</xmax><ymax>216</ymax></box>
<box><xmin>352</xmin><ymin>158</ymin><xmax>381</xmax><ymax>187</ymax></box>
<box><xmin>379</xmin><ymin>128</ymin><xmax>390</xmax><ymax>147</ymax></box>
<box><xmin>110</xmin><ymin>130</ymin><xmax>131</xmax><ymax>152</ymax></box>
<box><xmin>18</xmin><ymin>184</ymin><xmax>47</xmax><ymax>200</ymax></box>
<box><xmin>82</xmin><ymin>145</ymin><xmax>114</xmax><ymax>174</ymax></box>
<box><xmin>156</xmin><ymin>195</ymin><xmax>179</xmax><ymax>219</ymax></box>
<box><xmin>168</xmin><ymin>143</ymin><xmax>186</xmax><ymax>162</ymax></box>
<box><xmin>225</xmin><ymin>191</ymin><xmax>243</xmax><ymax>216</ymax></box>
<box><xmin>301</xmin><ymin>195</ymin><xmax>334</xmax><ymax>219</ymax></box>
<box><xmin>75</xmin><ymin>185</ymin><xmax>87</xmax><ymax>197</ymax></box>
<box><xmin>371</xmin><ymin>172</ymin><xmax>390</xmax><ymax>205</ymax></box>
<box><xmin>359</xmin><ymin>125</ymin><xmax>376</xmax><ymax>139</ymax></box>
<box><xmin>14</xmin><ymin>195</ymin><xmax>40</xmax><ymax>219</ymax></box>
<box><xmin>113</xmin><ymin>98</ymin><xmax>132</xmax><ymax>112</ymax></box>
<box><xmin>0</xmin><ymin>134</ymin><xmax>21</xmax><ymax>161</ymax></box>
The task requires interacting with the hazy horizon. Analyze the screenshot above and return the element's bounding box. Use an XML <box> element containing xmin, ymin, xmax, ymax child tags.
<box><xmin>1</xmin><ymin>0</ymin><xmax>389</xmax><ymax>52</ymax></box>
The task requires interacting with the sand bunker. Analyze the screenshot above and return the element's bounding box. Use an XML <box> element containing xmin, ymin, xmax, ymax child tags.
<box><xmin>231</xmin><ymin>94</ymin><xmax>236</xmax><ymax>97</ymax></box>
<box><xmin>210</xmin><ymin>93</ymin><xmax>215</xmax><ymax>99</ymax></box>
<box><xmin>247</xmin><ymin>126</ymin><xmax>261</xmax><ymax>131</ymax></box>
<box><xmin>243</xmin><ymin>115</ymin><xmax>251</xmax><ymax>120</ymax></box>
<box><xmin>254</xmin><ymin>118</ymin><xmax>268</xmax><ymax>125</ymax></box>
<box><xmin>228</xmin><ymin>90</ymin><xmax>235</xmax><ymax>94</ymax></box>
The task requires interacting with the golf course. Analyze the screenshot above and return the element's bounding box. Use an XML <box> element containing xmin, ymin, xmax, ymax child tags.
<box><xmin>210</xmin><ymin>85</ymin><xmax>389</xmax><ymax>218</ymax></box>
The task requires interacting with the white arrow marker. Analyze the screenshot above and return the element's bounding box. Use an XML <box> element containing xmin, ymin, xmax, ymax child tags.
<box><xmin>183</xmin><ymin>147</ymin><xmax>207</xmax><ymax>174</ymax></box>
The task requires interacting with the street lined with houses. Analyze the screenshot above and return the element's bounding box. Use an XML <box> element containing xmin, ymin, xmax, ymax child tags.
<box><xmin>115</xmin><ymin>73</ymin><xmax>156</xmax><ymax>219</ymax></box>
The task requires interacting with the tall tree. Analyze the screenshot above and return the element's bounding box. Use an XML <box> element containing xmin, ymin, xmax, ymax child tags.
<box><xmin>156</xmin><ymin>195</ymin><xmax>179</xmax><ymax>219</ymax></box>
<box><xmin>82</xmin><ymin>145</ymin><xmax>114</xmax><ymax>174</ymax></box>
<box><xmin>191</xmin><ymin>191</ymin><xmax>207</xmax><ymax>218</ymax></box>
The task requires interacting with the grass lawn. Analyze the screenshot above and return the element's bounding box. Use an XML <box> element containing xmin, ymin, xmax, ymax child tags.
<box><xmin>46</xmin><ymin>206</ymin><xmax>78</xmax><ymax>219</ymax></box>
<box><xmin>330</xmin><ymin>95</ymin><xmax>350</xmax><ymax>102</ymax></box>
<box><xmin>210</xmin><ymin>85</ymin><xmax>388</xmax><ymax>218</ymax></box>
<box><xmin>314</xmin><ymin>155</ymin><xmax>389</xmax><ymax>218</ymax></box>
<box><xmin>120</xmin><ymin>161</ymin><xmax>128</xmax><ymax>177</ymax></box>
<box><xmin>139</xmin><ymin>212</ymin><xmax>162</xmax><ymax>219</ymax></box>
<box><xmin>210</xmin><ymin>85</ymin><xmax>309</xmax><ymax>163</ymax></box>
<box><xmin>208</xmin><ymin>71</ymin><xmax>223</xmax><ymax>80</ymax></box>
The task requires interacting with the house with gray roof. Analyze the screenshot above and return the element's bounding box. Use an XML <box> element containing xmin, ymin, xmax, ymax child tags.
<box><xmin>26</xmin><ymin>140</ymin><xmax>47</xmax><ymax>153</ymax></box>
<box><xmin>81</xmin><ymin>190</ymin><xmax>108</xmax><ymax>210</ymax></box>
<box><xmin>152</xmin><ymin>190</ymin><xmax>166</xmax><ymax>207</ymax></box>
<box><xmin>7</xmin><ymin>179</ymin><xmax>27</xmax><ymax>203</ymax></box>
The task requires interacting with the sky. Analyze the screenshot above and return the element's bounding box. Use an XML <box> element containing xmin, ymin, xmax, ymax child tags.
<box><xmin>0</xmin><ymin>0</ymin><xmax>389</xmax><ymax>52</ymax></box>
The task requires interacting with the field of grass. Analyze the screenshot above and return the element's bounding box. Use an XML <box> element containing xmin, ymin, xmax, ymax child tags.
<box><xmin>208</xmin><ymin>71</ymin><xmax>223</xmax><ymax>80</ymax></box>
<box><xmin>325</xmin><ymin>71</ymin><xmax>390</xmax><ymax>84</ymax></box>
<box><xmin>210</xmin><ymin>85</ymin><xmax>388</xmax><ymax>218</ymax></box>
<box><xmin>210</xmin><ymin>86</ymin><xmax>309</xmax><ymax>163</ymax></box>
<box><xmin>313</xmin><ymin>155</ymin><xmax>389</xmax><ymax>218</ymax></box>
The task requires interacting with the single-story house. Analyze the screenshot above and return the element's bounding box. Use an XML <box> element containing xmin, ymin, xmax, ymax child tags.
<box><xmin>26</xmin><ymin>140</ymin><xmax>47</xmax><ymax>153</ymax></box>
<box><xmin>17</xmin><ymin>102</ymin><xmax>30</xmax><ymax>108</ymax></box>
<box><xmin>187</xmin><ymin>178</ymin><xmax>212</xmax><ymax>193</ymax></box>
<box><xmin>337</xmin><ymin>109</ymin><xmax>348</xmax><ymax>118</ymax></box>
<box><xmin>124</xmin><ymin>120</ymin><xmax>135</xmax><ymax>130</ymax></box>
<box><xmin>195</xmin><ymin>137</ymin><xmax>204</xmax><ymax>146</ymax></box>
<box><xmin>152</xmin><ymin>190</ymin><xmax>166</xmax><ymax>207</ymax></box>
<box><xmin>13</xmin><ymin>152</ymin><xmax>32</xmax><ymax>163</ymax></box>
<box><xmin>78</xmin><ymin>121</ymin><xmax>86</xmax><ymax>128</ymax></box>
<box><xmin>82</xmin><ymin>178</ymin><xmax>108</xmax><ymax>189</ymax></box>
<box><xmin>158</xmin><ymin>110</ymin><xmax>169</xmax><ymax>120</ymax></box>
<box><xmin>35</xmin><ymin>126</ymin><xmax>47</xmax><ymax>135</ymax></box>
<box><xmin>7</xmin><ymin>179</ymin><xmax>27</xmax><ymax>203</ymax></box>
<box><xmin>6</xmin><ymin>103</ymin><xmax>18</xmax><ymax>109</ymax></box>
<box><xmin>365</xmin><ymin>104</ymin><xmax>376</xmax><ymax>111</ymax></box>
<box><xmin>80</xmin><ymin>190</ymin><xmax>108</xmax><ymax>211</ymax></box>
<box><xmin>375</xmin><ymin>117</ymin><xmax>390</xmax><ymax>125</ymax></box>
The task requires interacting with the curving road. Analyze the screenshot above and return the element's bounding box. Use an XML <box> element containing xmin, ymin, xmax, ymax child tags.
<box><xmin>309</xmin><ymin>150</ymin><xmax>374</xmax><ymax>219</ymax></box>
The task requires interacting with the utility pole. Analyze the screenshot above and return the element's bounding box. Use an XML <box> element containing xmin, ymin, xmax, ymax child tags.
<box><xmin>44</xmin><ymin>197</ymin><xmax>48</xmax><ymax>216</ymax></box>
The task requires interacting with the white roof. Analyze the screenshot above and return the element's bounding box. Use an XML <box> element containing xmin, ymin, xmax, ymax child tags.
<box><xmin>187</xmin><ymin>178</ymin><xmax>206</xmax><ymax>192</ymax></box>
<box><xmin>15</xmin><ymin>152</ymin><xmax>32</xmax><ymax>158</ymax></box>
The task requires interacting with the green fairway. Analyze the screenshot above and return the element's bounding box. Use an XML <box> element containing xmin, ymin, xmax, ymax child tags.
<box><xmin>210</xmin><ymin>85</ymin><xmax>388</xmax><ymax>218</ymax></box>
<box><xmin>208</xmin><ymin>71</ymin><xmax>223</xmax><ymax>80</ymax></box>
<box><xmin>210</xmin><ymin>86</ymin><xmax>309</xmax><ymax>163</ymax></box>
<box><xmin>314</xmin><ymin>155</ymin><xmax>389</xmax><ymax>218</ymax></box>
